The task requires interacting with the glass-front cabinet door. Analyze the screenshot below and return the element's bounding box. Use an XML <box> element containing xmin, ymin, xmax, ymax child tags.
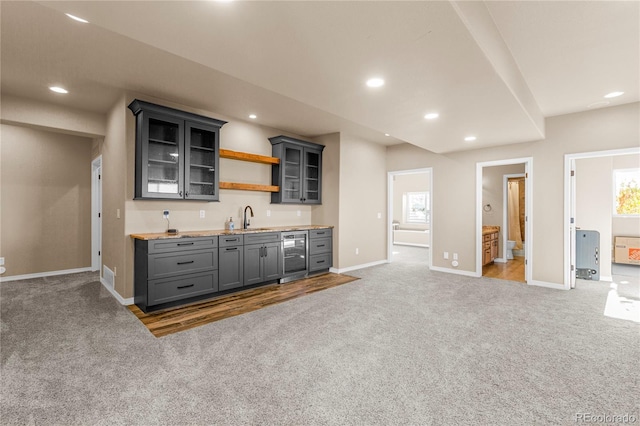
<box><xmin>185</xmin><ymin>121</ymin><xmax>220</xmax><ymax>201</ymax></box>
<box><xmin>140</xmin><ymin>113</ymin><xmax>184</xmax><ymax>199</ymax></box>
<box><xmin>282</xmin><ymin>145</ymin><xmax>303</xmax><ymax>203</ymax></box>
<box><xmin>303</xmin><ymin>148</ymin><xmax>322</xmax><ymax>204</ymax></box>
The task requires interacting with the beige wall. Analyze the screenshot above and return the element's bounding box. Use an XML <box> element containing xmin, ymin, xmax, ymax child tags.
<box><xmin>393</xmin><ymin>172</ymin><xmax>430</xmax><ymax>231</ymax></box>
<box><xmin>0</xmin><ymin>124</ymin><xmax>92</xmax><ymax>276</ymax></box>
<box><xmin>576</xmin><ymin>156</ymin><xmax>613</xmax><ymax>279</ymax></box>
<box><xmin>388</xmin><ymin>102</ymin><xmax>640</xmax><ymax>285</ymax></box>
<box><xmin>339</xmin><ymin>134</ymin><xmax>387</xmax><ymax>268</ymax></box>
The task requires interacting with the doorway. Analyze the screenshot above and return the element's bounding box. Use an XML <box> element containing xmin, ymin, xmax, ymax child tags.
<box><xmin>387</xmin><ymin>168</ymin><xmax>432</xmax><ymax>266</ymax></box>
<box><xmin>477</xmin><ymin>158</ymin><xmax>532</xmax><ymax>283</ymax></box>
<box><xmin>91</xmin><ymin>156</ymin><xmax>102</xmax><ymax>273</ymax></box>
<box><xmin>564</xmin><ymin>147</ymin><xmax>640</xmax><ymax>289</ymax></box>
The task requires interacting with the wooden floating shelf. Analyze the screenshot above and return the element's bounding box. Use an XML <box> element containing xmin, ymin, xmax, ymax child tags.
<box><xmin>220</xmin><ymin>182</ymin><xmax>279</xmax><ymax>193</ymax></box>
<box><xmin>220</xmin><ymin>149</ymin><xmax>279</xmax><ymax>165</ymax></box>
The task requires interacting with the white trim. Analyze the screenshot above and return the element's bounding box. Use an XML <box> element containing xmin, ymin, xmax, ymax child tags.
<box><xmin>503</xmin><ymin>173</ymin><xmax>526</xmax><ymax>263</ymax></box>
<box><xmin>393</xmin><ymin>242</ymin><xmax>430</xmax><ymax>248</ymax></box>
<box><xmin>430</xmin><ymin>265</ymin><xmax>479</xmax><ymax>278</ymax></box>
<box><xmin>100</xmin><ymin>277</ymin><xmax>134</xmax><ymax>305</ymax></box>
<box><xmin>494</xmin><ymin>258</ymin><xmax>507</xmax><ymax>264</ymax></box>
<box><xmin>91</xmin><ymin>156</ymin><xmax>102</xmax><ymax>273</ymax></box>
<box><xmin>334</xmin><ymin>260</ymin><xmax>388</xmax><ymax>274</ymax></box>
<box><xmin>387</xmin><ymin>168</ymin><xmax>433</xmax><ymax>268</ymax></box>
<box><xmin>0</xmin><ymin>267</ymin><xmax>92</xmax><ymax>282</ymax></box>
<box><xmin>563</xmin><ymin>147</ymin><xmax>640</xmax><ymax>290</ymax></box>
<box><xmin>528</xmin><ymin>280</ymin><xmax>567</xmax><ymax>290</ymax></box>
<box><xmin>477</xmin><ymin>158</ymin><xmax>533</xmax><ymax>285</ymax></box>
<box><xmin>600</xmin><ymin>275</ymin><xmax>613</xmax><ymax>282</ymax></box>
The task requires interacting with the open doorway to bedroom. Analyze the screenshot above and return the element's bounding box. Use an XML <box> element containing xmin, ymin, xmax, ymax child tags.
<box><xmin>387</xmin><ymin>168</ymin><xmax>432</xmax><ymax>266</ymax></box>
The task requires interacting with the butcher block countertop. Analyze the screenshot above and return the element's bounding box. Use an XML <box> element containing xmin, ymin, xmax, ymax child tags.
<box><xmin>482</xmin><ymin>225</ymin><xmax>500</xmax><ymax>236</ymax></box>
<box><xmin>130</xmin><ymin>225</ymin><xmax>333</xmax><ymax>241</ymax></box>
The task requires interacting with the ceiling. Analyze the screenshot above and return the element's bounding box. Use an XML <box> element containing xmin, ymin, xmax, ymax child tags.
<box><xmin>1</xmin><ymin>1</ymin><xmax>638</xmax><ymax>153</ymax></box>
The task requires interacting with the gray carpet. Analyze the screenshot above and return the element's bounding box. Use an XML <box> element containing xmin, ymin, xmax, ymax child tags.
<box><xmin>1</xmin><ymin>250</ymin><xmax>638</xmax><ymax>425</ymax></box>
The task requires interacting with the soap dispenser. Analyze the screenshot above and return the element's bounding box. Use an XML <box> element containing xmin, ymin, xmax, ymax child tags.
<box><xmin>226</xmin><ymin>217</ymin><xmax>235</xmax><ymax>231</ymax></box>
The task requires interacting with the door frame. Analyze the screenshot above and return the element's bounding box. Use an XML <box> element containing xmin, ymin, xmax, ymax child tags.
<box><xmin>91</xmin><ymin>156</ymin><xmax>102</xmax><ymax>273</ymax></box>
<box><xmin>563</xmin><ymin>147</ymin><xmax>640</xmax><ymax>290</ymax></box>
<box><xmin>476</xmin><ymin>158</ymin><xmax>533</xmax><ymax>283</ymax></box>
<box><xmin>387</xmin><ymin>168</ymin><xmax>433</xmax><ymax>265</ymax></box>
<box><xmin>501</xmin><ymin>173</ymin><xmax>526</xmax><ymax>264</ymax></box>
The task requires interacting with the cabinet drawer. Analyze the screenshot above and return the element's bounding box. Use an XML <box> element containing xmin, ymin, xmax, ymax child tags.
<box><xmin>148</xmin><ymin>272</ymin><xmax>218</xmax><ymax>306</ymax></box>
<box><xmin>310</xmin><ymin>228</ymin><xmax>332</xmax><ymax>239</ymax></box>
<box><xmin>219</xmin><ymin>235</ymin><xmax>244</xmax><ymax>247</ymax></box>
<box><xmin>149</xmin><ymin>249</ymin><xmax>217</xmax><ymax>280</ymax></box>
<box><xmin>309</xmin><ymin>237</ymin><xmax>331</xmax><ymax>255</ymax></box>
<box><xmin>483</xmin><ymin>234</ymin><xmax>492</xmax><ymax>242</ymax></box>
<box><xmin>244</xmin><ymin>232</ymin><xmax>281</xmax><ymax>245</ymax></box>
<box><xmin>309</xmin><ymin>253</ymin><xmax>332</xmax><ymax>272</ymax></box>
<box><xmin>483</xmin><ymin>241</ymin><xmax>491</xmax><ymax>250</ymax></box>
<box><xmin>148</xmin><ymin>237</ymin><xmax>217</xmax><ymax>254</ymax></box>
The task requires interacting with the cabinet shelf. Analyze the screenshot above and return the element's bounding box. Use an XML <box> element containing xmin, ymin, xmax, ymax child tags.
<box><xmin>191</xmin><ymin>181</ymin><xmax>214</xmax><ymax>186</ymax></box>
<box><xmin>191</xmin><ymin>145</ymin><xmax>214</xmax><ymax>152</ymax></box>
<box><xmin>190</xmin><ymin>163</ymin><xmax>214</xmax><ymax>169</ymax></box>
<box><xmin>149</xmin><ymin>138</ymin><xmax>177</xmax><ymax>146</ymax></box>
<box><xmin>149</xmin><ymin>159</ymin><xmax>178</xmax><ymax>165</ymax></box>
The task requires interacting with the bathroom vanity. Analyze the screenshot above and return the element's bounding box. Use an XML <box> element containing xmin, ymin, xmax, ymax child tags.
<box><xmin>131</xmin><ymin>225</ymin><xmax>333</xmax><ymax>313</ymax></box>
<box><xmin>482</xmin><ymin>226</ymin><xmax>500</xmax><ymax>265</ymax></box>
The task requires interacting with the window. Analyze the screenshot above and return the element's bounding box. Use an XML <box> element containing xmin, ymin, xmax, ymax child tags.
<box><xmin>613</xmin><ymin>168</ymin><xmax>640</xmax><ymax>216</ymax></box>
<box><xmin>404</xmin><ymin>192</ymin><xmax>430</xmax><ymax>224</ymax></box>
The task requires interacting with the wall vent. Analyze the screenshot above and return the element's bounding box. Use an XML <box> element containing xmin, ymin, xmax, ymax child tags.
<box><xmin>103</xmin><ymin>266</ymin><xmax>115</xmax><ymax>289</ymax></box>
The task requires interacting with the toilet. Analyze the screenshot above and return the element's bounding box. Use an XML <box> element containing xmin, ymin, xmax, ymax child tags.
<box><xmin>506</xmin><ymin>240</ymin><xmax>516</xmax><ymax>260</ymax></box>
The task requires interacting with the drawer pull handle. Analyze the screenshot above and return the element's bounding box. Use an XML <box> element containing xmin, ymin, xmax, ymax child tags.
<box><xmin>317</xmin><ymin>244</ymin><xmax>325</xmax><ymax>248</ymax></box>
<box><xmin>317</xmin><ymin>260</ymin><xmax>325</xmax><ymax>264</ymax></box>
<box><xmin>177</xmin><ymin>242</ymin><xmax>194</xmax><ymax>246</ymax></box>
<box><xmin>226</xmin><ymin>247</ymin><xmax>238</xmax><ymax>251</ymax></box>
<box><xmin>177</xmin><ymin>284</ymin><xmax>195</xmax><ymax>289</ymax></box>
<box><xmin>177</xmin><ymin>260</ymin><xmax>195</xmax><ymax>265</ymax></box>
<box><xmin>317</xmin><ymin>232</ymin><xmax>325</xmax><ymax>235</ymax></box>
<box><xmin>225</xmin><ymin>238</ymin><xmax>238</xmax><ymax>242</ymax></box>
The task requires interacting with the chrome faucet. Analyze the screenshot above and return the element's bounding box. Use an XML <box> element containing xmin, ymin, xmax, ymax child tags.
<box><xmin>243</xmin><ymin>205</ymin><xmax>254</xmax><ymax>230</ymax></box>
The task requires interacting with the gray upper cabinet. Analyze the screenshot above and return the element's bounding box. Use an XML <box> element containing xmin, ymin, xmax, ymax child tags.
<box><xmin>128</xmin><ymin>99</ymin><xmax>226</xmax><ymax>201</ymax></box>
<box><xmin>270</xmin><ymin>136</ymin><xmax>324</xmax><ymax>204</ymax></box>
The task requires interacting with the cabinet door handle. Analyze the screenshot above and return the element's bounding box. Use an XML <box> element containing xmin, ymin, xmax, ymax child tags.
<box><xmin>177</xmin><ymin>260</ymin><xmax>195</xmax><ymax>265</ymax></box>
<box><xmin>226</xmin><ymin>247</ymin><xmax>238</xmax><ymax>251</ymax></box>
<box><xmin>177</xmin><ymin>284</ymin><xmax>195</xmax><ymax>289</ymax></box>
<box><xmin>177</xmin><ymin>242</ymin><xmax>194</xmax><ymax>246</ymax></box>
<box><xmin>179</xmin><ymin>190</ymin><xmax>183</xmax><ymax>197</ymax></box>
<box><xmin>185</xmin><ymin>191</ymin><xmax>189</xmax><ymax>197</ymax></box>
<box><xmin>263</xmin><ymin>247</ymin><xmax>267</xmax><ymax>257</ymax></box>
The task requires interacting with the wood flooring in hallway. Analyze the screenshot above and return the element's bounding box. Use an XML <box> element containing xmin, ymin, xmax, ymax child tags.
<box><xmin>483</xmin><ymin>256</ymin><xmax>526</xmax><ymax>283</ymax></box>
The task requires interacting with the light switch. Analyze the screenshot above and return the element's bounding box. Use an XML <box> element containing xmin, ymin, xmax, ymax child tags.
<box><xmin>199</xmin><ymin>210</ymin><xmax>205</xmax><ymax>219</ymax></box>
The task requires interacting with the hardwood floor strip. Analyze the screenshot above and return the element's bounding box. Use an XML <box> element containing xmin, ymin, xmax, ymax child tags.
<box><xmin>128</xmin><ymin>273</ymin><xmax>359</xmax><ymax>337</ymax></box>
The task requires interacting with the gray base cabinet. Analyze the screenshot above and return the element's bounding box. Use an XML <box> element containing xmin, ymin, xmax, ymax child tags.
<box><xmin>218</xmin><ymin>235</ymin><xmax>244</xmax><ymax>291</ymax></box>
<box><xmin>309</xmin><ymin>228</ymin><xmax>333</xmax><ymax>272</ymax></box>
<box><xmin>134</xmin><ymin>237</ymin><xmax>219</xmax><ymax>313</ymax></box>
<box><xmin>244</xmin><ymin>232</ymin><xmax>282</xmax><ymax>286</ymax></box>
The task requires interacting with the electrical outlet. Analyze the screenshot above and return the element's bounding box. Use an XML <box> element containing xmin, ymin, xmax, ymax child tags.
<box><xmin>266</xmin><ymin>210</ymin><xmax>271</xmax><ymax>217</ymax></box>
<box><xmin>377</xmin><ymin>212</ymin><xmax>382</xmax><ymax>219</ymax></box>
<box><xmin>297</xmin><ymin>210</ymin><xmax>301</xmax><ymax>217</ymax></box>
<box><xmin>444</xmin><ymin>252</ymin><xmax>449</xmax><ymax>259</ymax></box>
<box><xmin>199</xmin><ymin>210</ymin><xmax>205</xmax><ymax>219</ymax></box>
<box><xmin>116</xmin><ymin>209</ymin><xmax>120</xmax><ymax>219</ymax></box>
<box><xmin>163</xmin><ymin>210</ymin><xmax>169</xmax><ymax>219</ymax></box>
<box><xmin>355</xmin><ymin>248</ymin><xmax>359</xmax><ymax>255</ymax></box>
<box><xmin>0</xmin><ymin>257</ymin><xmax>4</xmax><ymax>266</ymax></box>
<box><xmin>453</xmin><ymin>253</ymin><xmax>458</xmax><ymax>260</ymax></box>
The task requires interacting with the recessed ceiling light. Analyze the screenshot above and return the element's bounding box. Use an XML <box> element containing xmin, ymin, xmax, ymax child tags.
<box><xmin>604</xmin><ymin>91</ymin><xmax>624</xmax><ymax>98</ymax></box>
<box><xmin>366</xmin><ymin>78</ymin><xmax>385</xmax><ymax>88</ymax></box>
<box><xmin>424</xmin><ymin>113</ymin><xmax>439</xmax><ymax>120</ymax></box>
<box><xmin>464</xmin><ymin>136</ymin><xmax>476</xmax><ymax>142</ymax></box>
<box><xmin>249</xmin><ymin>114</ymin><xmax>257</xmax><ymax>119</ymax></box>
<box><xmin>49</xmin><ymin>86</ymin><xmax>68</xmax><ymax>94</ymax></box>
<box><xmin>65</xmin><ymin>13</ymin><xmax>89</xmax><ymax>23</ymax></box>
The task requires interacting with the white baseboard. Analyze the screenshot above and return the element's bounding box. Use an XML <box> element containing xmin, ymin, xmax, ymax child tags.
<box><xmin>334</xmin><ymin>260</ymin><xmax>388</xmax><ymax>274</ymax></box>
<box><xmin>600</xmin><ymin>275</ymin><xmax>613</xmax><ymax>282</ymax></box>
<box><xmin>0</xmin><ymin>267</ymin><xmax>93</xmax><ymax>282</ymax></box>
<box><xmin>494</xmin><ymin>258</ymin><xmax>507</xmax><ymax>264</ymax></box>
<box><xmin>430</xmin><ymin>265</ymin><xmax>480</xmax><ymax>278</ymax></box>
<box><xmin>100</xmin><ymin>277</ymin><xmax>134</xmax><ymax>305</ymax></box>
<box><xmin>528</xmin><ymin>280</ymin><xmax>566</xmax><ymax>290</ymax></box>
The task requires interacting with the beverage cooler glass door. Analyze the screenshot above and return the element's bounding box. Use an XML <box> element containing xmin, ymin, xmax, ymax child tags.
<box><xmin>283</xmin><ymin>232</ymin><xmax>307</xmax><ymax>275</ymax></box>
